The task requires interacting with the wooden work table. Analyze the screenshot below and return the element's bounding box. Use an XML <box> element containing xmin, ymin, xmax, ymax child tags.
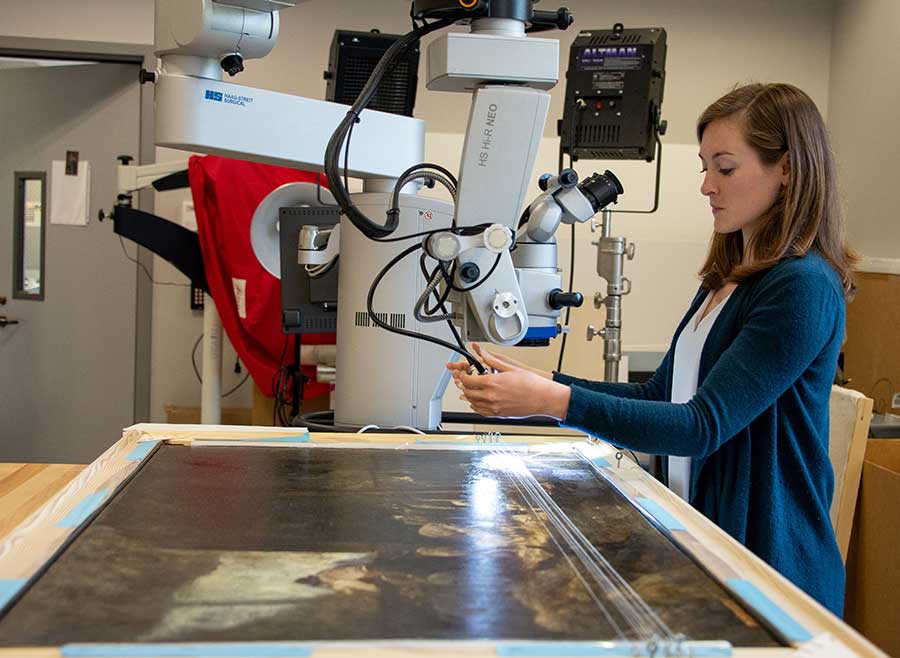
<box><xmin>0</xmin><ymin>463</ymin><xmax>84</xmax><ymax>540</ymax></box>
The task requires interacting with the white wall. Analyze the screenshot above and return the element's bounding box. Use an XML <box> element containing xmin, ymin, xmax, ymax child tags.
<box><xmin>828</xmin><ymin>0</ymin><xmax>900</xmax><ymax>273</ymax></box>
<box><xmin>1</xmin><ymin>0</ymin><xmax>153</xmax><ymax>45</ymax></box>
<box><xmin>244</xmin><ymin>0</ymin><xmax>835</xmax><ymax>144</ymax></box>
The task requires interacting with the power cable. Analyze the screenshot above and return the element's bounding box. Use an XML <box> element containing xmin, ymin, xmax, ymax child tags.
<box><xmin>190</xmin><ymin>333</ymin><xmax>251</xmax><ymax>397</ymax></box>
<box><xmin>119</xmin><ymin>236</ymin><xmax>190</xmax><ymax>287</ymax></box>
<box><xmin>367</xmin><ymin>243</ymin><xmax>485</xmax><ymax>373</ymax></box>
<box><xmin>324</xmin><ymin>18</ymin><xmax>455</xmax><ymax>239</ymax></box>
<box><xmin>556</xmin><ymin>151</ymin><xmax>576</xmax><ymax>373</ymax></box>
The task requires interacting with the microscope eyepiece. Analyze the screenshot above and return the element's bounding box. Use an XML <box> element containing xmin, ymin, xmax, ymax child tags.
<box><xmin>579</xmin><ymin>170</ymin><xmax>624</xmax><ymax>213</ymax></box>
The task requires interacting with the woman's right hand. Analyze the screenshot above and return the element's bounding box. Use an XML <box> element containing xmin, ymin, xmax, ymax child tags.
<box><xmin>446</xmin><ymin>343</ymin><xmax>553</xmax><ymax>382</ymax></box>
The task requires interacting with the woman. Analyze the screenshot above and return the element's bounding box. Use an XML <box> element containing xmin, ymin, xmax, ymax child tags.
<box><xmin>450</xmin><ymin>83</ymin><xmax>856</xmax><ymax>616</ymax></box>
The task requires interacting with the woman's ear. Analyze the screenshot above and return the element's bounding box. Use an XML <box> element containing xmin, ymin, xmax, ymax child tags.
<box><xmin>780</xmin><ymin>152</ymin><xmax>790</xmax><ymax>187</ymax></box>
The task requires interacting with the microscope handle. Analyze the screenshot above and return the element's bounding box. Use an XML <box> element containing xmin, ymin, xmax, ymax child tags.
<box><xmin>548</xmin><ymin>289</ymin><xmax>584</xmax><ymax>310</ymax></box>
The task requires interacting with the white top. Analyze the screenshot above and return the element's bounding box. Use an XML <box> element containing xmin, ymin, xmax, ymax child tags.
<box><xmin>668</xmin><ymin>290</ymin><xmax>733</xmax><ymax>501</ymax></box>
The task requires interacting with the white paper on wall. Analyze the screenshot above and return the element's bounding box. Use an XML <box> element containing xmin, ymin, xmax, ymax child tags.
<box><xmin>50</xmin><ymin>160</ymin><xmax>91</xmax><ymax>226</ymax></box>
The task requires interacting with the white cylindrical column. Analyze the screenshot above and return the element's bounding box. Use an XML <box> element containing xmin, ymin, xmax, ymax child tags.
<box><xmin>201</xmin><ymin>293</ymin><xmax>222</xmax><ymax>424</ymax></box>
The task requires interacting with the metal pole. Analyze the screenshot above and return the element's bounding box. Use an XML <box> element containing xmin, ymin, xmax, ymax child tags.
<box><xmin>587</xmin><ymin>210</ymin><xmax>634</xmax><ymax>382</ymax></box>
<box><xmin>201</xmin><ymin>293</ymin><xmax>222</xmax><ymax>424</ymax></box>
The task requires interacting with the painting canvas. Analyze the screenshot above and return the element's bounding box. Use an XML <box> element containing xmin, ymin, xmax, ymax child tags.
<box><xmin>0</xmin><ymin>444</ymin><xmax>780</xmax><ymax>648</ymax></box>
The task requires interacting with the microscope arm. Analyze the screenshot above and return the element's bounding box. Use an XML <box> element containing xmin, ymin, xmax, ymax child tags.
<box><xmin>450</xmin><ymin>86</ymin><xmax>552</xmax><ymax>345</ymax></box>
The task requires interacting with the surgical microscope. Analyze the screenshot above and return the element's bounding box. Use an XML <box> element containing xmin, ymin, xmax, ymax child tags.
<box><xmin>144</xmin><ymin>0</ymin><xmax>623</xmax><ymax>430</ymax></box>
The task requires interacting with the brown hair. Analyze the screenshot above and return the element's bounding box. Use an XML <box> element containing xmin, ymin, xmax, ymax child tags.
<box><xmin>696</xmin><ymin>83</ymin><xmax>857</xmax><ymax>299</ymax></box>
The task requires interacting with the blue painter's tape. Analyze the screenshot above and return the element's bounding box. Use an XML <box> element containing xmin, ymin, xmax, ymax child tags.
<box><xmin>126</xmin><ymin>441</ymin><xmax>159</xmax><ymax>462</ymax></box>
<box><xmin>61</xmin><ymin>643</ymin><xmax>313</xmax><ymax>657</ymax></box>
<box><xmin>635</xmin><ymin>497</ymin><xmax>686</xmax><ymax>531</ymax></box>
<box><xmin>239</xmin><ymin>435</ymin><xmax>310</xmax><ymax>443</ymax></box>
<box><xmin>202</xmin><ymin>434</ymin><xmax>311</xmax><ymax>444</ymax></box>
<box><xmin>56</xmin><ymin>491</ymin><xmax>109</xmax><ymax>528</ymax></box>
<box><xmin>590</xmin><ymin>457</ymin><xmax>611</xmax><ymax>468</ymax></box>
<box><xmin>0</xmin><ymin>579</ymin><xmax>26</xmax><ymax>609</ymax></box>
<box><xmin>726</xmin><ymin>578</ymin><xmax>813</xmax><ymax>643</ymax></box>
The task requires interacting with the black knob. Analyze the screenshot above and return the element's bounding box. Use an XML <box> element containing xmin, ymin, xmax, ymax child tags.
<box><xmin>548</xmin><ymin>289</ymin><xmax>584</xmax><ymax>310</ymax></box>
<box><xmin>139</xmin><ymin>68</ymin><xmax>156</xmax><ymax>84</ymax></box>
<box><xmin>221</xmin><ymin>53</ymin><xmax>244</xmax><ymax>77</ymax></box>
<box><xmin>0</xmin><ymin>317</ymin><xmax>20</xmax><ymax>328</ymax></box>
<box><xmin>117</xmin><ymin>155</ymin><xmax>133</xmax><ymax>165</ymax></box>
<box><xmin>555</xmin><ymin>8</ymin><xmax>574</xmax><ymax>29</ymax></box>
<box><xmin>459</xmin><ymin>262</ymin><xmax>481</xmax><ymax>284</ymax></box>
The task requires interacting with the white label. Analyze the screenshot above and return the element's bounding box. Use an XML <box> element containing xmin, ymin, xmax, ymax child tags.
<box><xmin>232</xmin><ymin>278</ymin><xmax>247</xmax><ymax>319</ymax></box>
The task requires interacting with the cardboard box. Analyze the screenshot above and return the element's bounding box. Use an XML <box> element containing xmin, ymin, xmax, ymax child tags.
<box><xmin>251</xmin><ymin>384</ymin><xmax>331</xmax><ymax>426</ymax></box>
<box><xmin>164</xmin><ymin>405</ymin><xmax>252</xmax><ymax>426</ymax></box>
<box><xmin>844</xmin><ymin>440</ymin><xmax>900</xmax><ymax>657</ymax></box>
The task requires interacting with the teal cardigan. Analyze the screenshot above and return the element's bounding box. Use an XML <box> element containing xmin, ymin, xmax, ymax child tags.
<box><xmin>554</xmin><ymin>252</ymin><xmax>846</xmax><ymax>615</ymax></box>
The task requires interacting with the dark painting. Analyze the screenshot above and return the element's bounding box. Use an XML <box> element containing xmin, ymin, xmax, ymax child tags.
<box><xmin>0</xmin><ymin>444</ymin><xmax>778</xmax><ymax>647</ymax></box>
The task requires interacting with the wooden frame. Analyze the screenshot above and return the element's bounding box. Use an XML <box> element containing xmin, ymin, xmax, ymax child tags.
<box><xmin>829</xmin><ymin>386</ymin><xmax>874</xmax><ymax>560</ymax></box>
<box><xmin>0</xmin><ymin>424</ymin><xmax>887</xmax><ymax>657</ymax></box>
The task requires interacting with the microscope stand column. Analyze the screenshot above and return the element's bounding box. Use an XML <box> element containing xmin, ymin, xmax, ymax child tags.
<box><xmin>587</xmin><ymin>209</ymin><xmax>634</xmax><ymax>383</ymax></box>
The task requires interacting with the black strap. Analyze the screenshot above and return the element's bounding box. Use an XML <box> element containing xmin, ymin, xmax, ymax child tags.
<box><xmin>112</xmin><ymin>206</ymin><xmax>208</xmax><ymax>291</ymax></box>
<box><xmin>151</xmin><ymin>170</ymin><xmax>190</xmax><ymax>192</ymax></box>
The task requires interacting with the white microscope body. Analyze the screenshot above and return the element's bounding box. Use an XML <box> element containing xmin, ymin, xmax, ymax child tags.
<box><xmin>148</xmin><ymin>0</ymin><xmax>614</xmax><ymax>430</ymax></box>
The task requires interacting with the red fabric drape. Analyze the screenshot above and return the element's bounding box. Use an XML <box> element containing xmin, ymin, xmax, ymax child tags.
<box><xmin>189</xmin><ymin>155</ymin><xmax>333</xmax><ymax>398</ymax></box>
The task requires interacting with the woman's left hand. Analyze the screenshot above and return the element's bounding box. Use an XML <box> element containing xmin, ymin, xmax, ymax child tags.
<box><xmin>454</xmin><ymin>350</ymin><xmax>571</xmax><ymax>420</ymax></box>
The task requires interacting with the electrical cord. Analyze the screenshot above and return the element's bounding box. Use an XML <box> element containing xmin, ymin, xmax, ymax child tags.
<box><xmin>414</xmin><ymin>262</ymin><xmax>454</xmax><ymax>323</ymax></box>
<box><xmin>119</xmin><ymin>236</ymin><xmax>190</xmax><ymax>287</ymax></box>
<box><xmin>324</xmin><ymin>18</ymin><xmax>455</xmax><ymax>239</ymax></box>
<box><xmin>388</xmin><ymin>163</ymin><xmax>458</xmax><ymax>219</ymax></box>
<box><xmin>556</xmin><ymin>151</ymin><xmax>575</xmax><ymax>373</ymax></box>
<box><xmin>343</xmin><ymin>116</ymin><xmax>358</xmax><ymax>191</ymax></box>
<box><xmin>367</xmin><ymin>243</ymin><xmax>485</xmax><ymax>373</ymax></box>
<box><xmin>419</xmin><ymin>254</ymin><xmax>454</xmax><ymax>316</ymax></box>
<box><xmin>305</xmin><ymin>257</ymin><xmax>338</xmax><ymax>279</ymax></box>
<box><xmin>297</xmin><ymin>410</ymin><xmax>362</xmax><ymax>432</ymax></box>
<box><xmin>271</xmin><ymin>335</ymin><xmax>290</xmax><ymax>426</ymax></box>
<box><xmin>417</xmin><ymin>254</ymin><xmax>468</xmax><ymax>358</ymax></box>
<box><xmin>446</xmin><ymin>252</ymin><xmax>503</xmax><ymax>293</ymax></box>
<box><xmin>190</xmin><ymin>333</ymin><xmax>251</xmax><ymax>397</ymax></box>
<box><xmin>358</xmin><ymin>424</ymin><xmax>426</xmax><ymax>435</ymax></box>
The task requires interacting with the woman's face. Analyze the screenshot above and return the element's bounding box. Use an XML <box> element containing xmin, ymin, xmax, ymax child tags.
<box><xmin>699</xmin><ymin>118</ymin><xmax>788</xmax><ymax>238</ymax></box>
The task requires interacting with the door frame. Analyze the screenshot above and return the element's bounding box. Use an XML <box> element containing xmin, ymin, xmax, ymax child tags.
<box><xmin>0</xmin><ymin>35</ymin><xmax>156</xmax><ymax>424</ymax></box>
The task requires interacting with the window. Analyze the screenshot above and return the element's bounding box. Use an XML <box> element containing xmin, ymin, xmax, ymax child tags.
<box><xmin>13</xmin><ymin>172</ymin><xmax>46</xmax><ymax>300</ymax></box>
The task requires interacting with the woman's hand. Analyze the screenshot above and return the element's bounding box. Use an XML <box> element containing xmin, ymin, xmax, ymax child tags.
<box><xmin>446</xmin><ymin>343</ymin><xmax>553</xmax><ymax>379</ymax></box>
<box><xmin>447</xmin><ymin>346</ymin><xmax>571</xmax><ymax>420</ymax></box>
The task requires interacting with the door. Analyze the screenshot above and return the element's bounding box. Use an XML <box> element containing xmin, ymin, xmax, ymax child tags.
<box><xmin>0</xmin><ymin>59</ymin><xmax>141</xmax><ymax>463</ymax></box>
